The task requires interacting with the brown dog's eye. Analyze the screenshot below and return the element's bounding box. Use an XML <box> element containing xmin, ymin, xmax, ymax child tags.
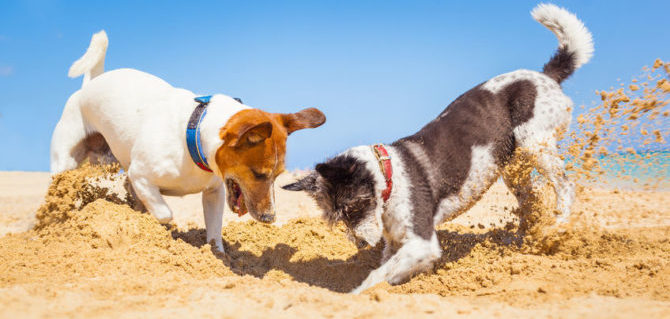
<box><xmin>251</xmin><ymin>169</ymin><xmax>269</xmax><ymax>180</ymax></box>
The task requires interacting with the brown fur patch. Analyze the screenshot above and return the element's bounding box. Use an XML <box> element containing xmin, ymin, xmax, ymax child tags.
<box><xmin>215</xmin><ymin>108</ymin><xmax>325</xmax><ymax>219</ymax></box>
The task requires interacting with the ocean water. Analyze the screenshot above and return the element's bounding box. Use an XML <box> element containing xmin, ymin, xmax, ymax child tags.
<box><xmin>575</xmin><ymin>150</ymin><xmax>670</xmax><ymax>190</ymax></box>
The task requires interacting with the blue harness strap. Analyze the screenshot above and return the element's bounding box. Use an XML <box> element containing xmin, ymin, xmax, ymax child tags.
<box><xmin>186</xmin><ymin>96</ymin><xmax>213</xmax><ymax>172</ymax></box>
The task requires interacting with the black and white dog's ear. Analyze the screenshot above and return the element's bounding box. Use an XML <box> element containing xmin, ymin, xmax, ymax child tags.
<box><xmin>315</xmin><ymin>161</ymin><xmax>357</xmax><ymax>180</ymax></box>
<box><xmin>281</xmin><ymin>173</ymin><xmax>317</xmax><ymax>192</ymax></box>
<box><xmin>315</xmin><ymin>163</ymin><xmax>336</xmax><ymax>179</ymax></box>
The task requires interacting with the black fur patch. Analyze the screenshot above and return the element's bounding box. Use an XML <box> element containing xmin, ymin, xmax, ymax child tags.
<box><xmin>542</xmin><ymin>47</ymin><xmax>576</xmax><ymax>84</ymax></box>
<box><xmin>312</xmin><ymin>155</ymin><xmax>377</xmax><ymax>228</ymax></box>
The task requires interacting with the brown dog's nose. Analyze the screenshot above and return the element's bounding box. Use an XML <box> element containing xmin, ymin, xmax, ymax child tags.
<box><xmin>259</xmin><ymin>214</ymin><xmax>275</xmax><ymax>223</ymax></box>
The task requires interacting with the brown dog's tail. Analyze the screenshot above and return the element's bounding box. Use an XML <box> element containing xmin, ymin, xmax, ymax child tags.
<box><xmin>68</xmin><ymin>30</ymin><xmax>108</xmax><ymax>86</ymax></box>
<box><xmin>532</xmin><ymin>4</ymin><xmax>594</xmax><ymax>84</ymax></box>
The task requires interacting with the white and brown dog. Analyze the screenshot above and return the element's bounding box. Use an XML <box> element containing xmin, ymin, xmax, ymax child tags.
<box><xmin>283</xmin><ymin>4</ymin><xmax>593</xmax><ymax>293</ymax></box>
<box><xmin>51</xmin><ymin>31</ymin><xmax>325</xmax><ymax>252</ymax></box>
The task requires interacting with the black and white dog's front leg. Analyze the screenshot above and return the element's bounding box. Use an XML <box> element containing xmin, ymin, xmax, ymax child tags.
<box><xmin>351</xmin><ymin>233</ymin><xmax>441</xmax><ymax>294</ymax></box>
<box><xmin>380</xmin><ymin>237</ymin><xmax>398</xmax><ymax>264</ymax></box>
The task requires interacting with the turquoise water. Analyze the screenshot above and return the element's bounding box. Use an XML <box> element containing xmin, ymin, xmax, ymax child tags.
<box><xmin>568</xmin><ymin>150</ymin><xmax>670</xmax><ymax>190</ymax></box>
<box><xmin>600</xmin><ymin>150</ymin><xmax>669</xmax><ymax>176</ymax></box>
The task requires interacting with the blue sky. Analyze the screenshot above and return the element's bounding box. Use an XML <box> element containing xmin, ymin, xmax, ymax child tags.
<box><xmin>0</xmin><ymin>0</ymin><xmax>668</xmax><ymax>171</ymax></box>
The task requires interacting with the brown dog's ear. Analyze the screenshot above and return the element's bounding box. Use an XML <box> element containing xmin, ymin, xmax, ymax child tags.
<box><xmin>223</xmin><ymin>121</ymin><xmax>273</xmax><ymax>147</ymax></box>
<box><xmin>281</xmin><ymin>108</ymin><xmax>326</xmax><ymax>135</ymax></box>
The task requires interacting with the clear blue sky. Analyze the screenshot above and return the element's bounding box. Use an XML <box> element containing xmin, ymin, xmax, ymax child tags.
<box><xmin>0</xmin><ymin>0</ymin><xmax>668</xmax><ymax>171</ymax></box>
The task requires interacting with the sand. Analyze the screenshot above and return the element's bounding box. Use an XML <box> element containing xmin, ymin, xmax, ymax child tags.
<box><xmin>0</xmin><ymin>172</ymin><xmax>51</xmax><ymax>236</ymax></box>
<box><xmin>0</xmin><ymin>166</ymin><xmax>668</xmax><ymax>318</ymax></box>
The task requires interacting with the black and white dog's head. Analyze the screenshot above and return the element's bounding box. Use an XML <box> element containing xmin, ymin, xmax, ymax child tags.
<box><xmin>282</xmin><ymin>149</ymin><xmax>384</xmax><ymax>247</ymax></box>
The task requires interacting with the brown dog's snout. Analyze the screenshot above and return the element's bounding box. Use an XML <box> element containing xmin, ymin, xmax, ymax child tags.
<box><xmin>242</xmin><ymin>184</ymin><xmax>277</xmax><ymax>223</ymax></box>
<box><xmin>259</xmin><ymin>214</ymin><xmax>276</xmax><ymax>223</ymax></box>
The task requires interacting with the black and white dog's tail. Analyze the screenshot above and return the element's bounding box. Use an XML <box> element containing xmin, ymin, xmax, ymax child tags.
<box><xmin>68</xmin><ymin>30</ymin><xmax>108</xmax><ymax>87</ymax></box>
<box><xmin>532</xmin><ymin>3</ymin><xmax>594</xmax><ymax>84</ymax></box>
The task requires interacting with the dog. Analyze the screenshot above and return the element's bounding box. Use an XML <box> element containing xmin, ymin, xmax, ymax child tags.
<box><xmin>51</xmin><ymin>30</ymin><xmax>326</xmax><ymax>252</ymax></box>
<box><xmin>283</xmin><ymin>4</ymin><xmax>593</xmax><ymax>293</ymax></box>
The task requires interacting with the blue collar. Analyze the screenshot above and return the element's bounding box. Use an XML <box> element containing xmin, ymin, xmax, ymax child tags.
<box><xmin>186</xmin><ymin>95</ymin><xmax>213</xmax><ymax>172</ymax></box>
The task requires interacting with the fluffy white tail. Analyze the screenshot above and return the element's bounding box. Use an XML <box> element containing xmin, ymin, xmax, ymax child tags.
<box><xmin>68</xmin><ymin>30</ymin><xmax>108</xmax><ymax>86</ymax></box>
<box><xmin>532</xmin><ymin>3</ymin><xmax>594</xmax><ymax>83</ymax></box>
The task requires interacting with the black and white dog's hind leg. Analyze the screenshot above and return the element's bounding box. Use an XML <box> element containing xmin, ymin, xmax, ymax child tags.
<box><xmin>501</xmin><ymin>151</ymin><xmax>541</xmax><ymax>226</ymax></box>
<box><xmin>527</xmin><ymin>139</ymin><xmax>575</xmax><ymax>223</ymax></box>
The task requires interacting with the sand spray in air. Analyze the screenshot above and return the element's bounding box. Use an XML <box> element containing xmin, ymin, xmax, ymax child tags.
<box><xmin>563</xmin><ymin>59</ymin><xmax>669</xmax><ymax>189</ymax></box>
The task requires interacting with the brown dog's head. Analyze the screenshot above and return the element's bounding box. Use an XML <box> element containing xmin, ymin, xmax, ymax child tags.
<box><xmin>215</xmin><ymin>107</ymin><xmax>325</xmax><ymax>223</ymax></box>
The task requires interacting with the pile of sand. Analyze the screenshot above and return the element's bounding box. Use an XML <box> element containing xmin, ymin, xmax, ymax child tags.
<box><xmin>34</xmin><ymin>164</ymin><xmax>137</xmax><ymax>229</ymax></box>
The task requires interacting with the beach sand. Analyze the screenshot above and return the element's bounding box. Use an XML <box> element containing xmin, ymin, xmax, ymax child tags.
<box><xmin>0</xmin><ymin>168</ymin><xmax>668</xmax><ymax>318</ymax></box>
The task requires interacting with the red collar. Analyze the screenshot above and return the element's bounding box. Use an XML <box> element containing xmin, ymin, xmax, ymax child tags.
<box><xmin>371</xmin><ymin>144</ymin><xmax>393</xmax><ymax>202</ymax></box>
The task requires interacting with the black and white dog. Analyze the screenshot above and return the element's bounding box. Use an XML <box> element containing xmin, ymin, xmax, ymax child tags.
<box><xmin>283</xmin><ymin>4</ymin><xmax>593</xmax><ymax>293</ymax></box>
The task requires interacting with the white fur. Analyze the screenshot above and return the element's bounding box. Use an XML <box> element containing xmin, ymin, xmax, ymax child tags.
<box><xmin>51</xmin><ymin>31</ymin><xmax>252</xmax><ymax>252</ymax></box>
<box><xmin>531</xmin><ymin>3</ymin><xmax>594</xmax><ymax>69</ymax></box>
<box><xmin>482</xmin><ymin>69</ymin><xmax>545</xmax><ymax>93</ymax></box>
<box><xmin>352</xmin><ymin>212</ymin><xmax>383</xmax><ymax>247</ymax></box>
<box><xmin>68</xmin><ymin>30</ymin><xmax>108</xmax><ymax>85</ymax></box>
